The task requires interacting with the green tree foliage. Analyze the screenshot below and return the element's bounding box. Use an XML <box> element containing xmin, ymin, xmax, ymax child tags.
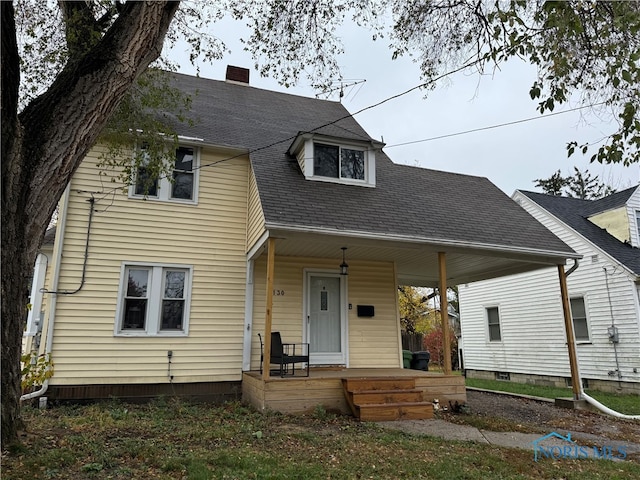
<box><xmin>236</xmin><ymin>0</ymin><xmax>640</xmax><ymax>166</ymax></box>
<box><xmin>534</xmin><ymin>167</ymin><xmax>616</xmax><ymax>199</ymax></box>
<box><xmin>398</xmin><ymin>286</ymin><xmax>430</xmax><ymax>334</ymax></box>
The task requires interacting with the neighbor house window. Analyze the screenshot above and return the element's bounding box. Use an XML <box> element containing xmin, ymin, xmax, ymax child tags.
<box><xmin>570</xmin><ymin>297</ymin><xmax>590</xmax><ymax>342</ymax></box>
<box><xmin>116</xmin><ymin>263</ymin><xmax>192</xmax><ymax>336</ymax></box>
<box><xmin>131</xmin><ymin>146</ymin><xmax>198</xmax><ymax>203</ymax></box>
<box><xmin>487</xmin><ymin>306</ymin><xmax>501</xmax><ymax>341</ymax></box>
<box><xmin>314</xmin><ymin>143</ymin><xmax>365</xmax><ymax>180</ymax></box>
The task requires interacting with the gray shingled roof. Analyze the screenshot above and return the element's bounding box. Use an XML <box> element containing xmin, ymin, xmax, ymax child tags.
<box><xmin>167</xmin><ymin>72</ymin><xmax>574</xmax><ymax>257</ymax></box>
<box><xmin>520</xmin><ymin>189</ymin><xmax>640</xmax><ymax>275</ymax></box>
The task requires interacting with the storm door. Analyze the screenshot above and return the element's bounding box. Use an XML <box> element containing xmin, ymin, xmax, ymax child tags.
<box><xmin>305</xmin><ymin>272</ymin><xmax>347</xmax><ymax>365</ymax></box>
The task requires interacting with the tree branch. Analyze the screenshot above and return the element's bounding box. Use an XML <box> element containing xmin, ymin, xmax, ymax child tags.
<box><xmin>19</xmin><ymin>1</ymin><xmax>178</xmax><ymax>225</ymax></box>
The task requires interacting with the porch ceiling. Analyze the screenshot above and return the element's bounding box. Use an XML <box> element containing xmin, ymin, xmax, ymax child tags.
<box><xmin>259</xmin><ymin>229</ymin><xmax>576</xmax><ymax>287</ymax></box>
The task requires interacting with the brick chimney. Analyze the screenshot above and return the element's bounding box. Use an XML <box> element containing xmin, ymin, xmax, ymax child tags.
<box><xmin>225</xmin><ymin>65</ymin><xmax>250</xmax><ymax>84</ymax></box>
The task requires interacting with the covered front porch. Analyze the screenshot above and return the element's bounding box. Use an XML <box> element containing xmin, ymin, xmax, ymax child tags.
<box><xmin>242</xmin><ymin>367</ymin><xmax>465</xmax><ymax>418</ymax></box>
<box><xmin>242</xmin><ymin>226</ymin><xmax>582</xmax><ymax>418</ymax></box>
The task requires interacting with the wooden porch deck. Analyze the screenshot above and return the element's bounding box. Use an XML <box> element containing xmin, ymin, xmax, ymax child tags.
<box><xmin>242</xmin><ymin>368</ymin><xmax>466</xmax><ymax>416</ymax></box>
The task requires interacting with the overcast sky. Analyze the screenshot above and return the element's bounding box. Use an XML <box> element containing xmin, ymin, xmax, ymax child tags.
<box><xmin>170</xmin><ymin>17</ymin><xmax>640</xmax><ymax>196</ymax></box>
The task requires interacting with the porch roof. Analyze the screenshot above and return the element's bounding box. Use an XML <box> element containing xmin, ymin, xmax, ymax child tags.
<box><xmin>167</xmin><ymin>72</ymin><xmax>577</xmax><ymax>286</ymax></box>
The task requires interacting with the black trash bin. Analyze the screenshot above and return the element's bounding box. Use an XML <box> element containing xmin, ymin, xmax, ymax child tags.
<box><xmin>411</xmin><ymin>351</ymin><xmax>430</xmax><ymax>371</ymax></box>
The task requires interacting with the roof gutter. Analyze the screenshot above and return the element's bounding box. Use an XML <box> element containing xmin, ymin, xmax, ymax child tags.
<box><xmin>265</xmin><ymin>222</ymin><xmax>580</xmax><ymax>262</ymax></box>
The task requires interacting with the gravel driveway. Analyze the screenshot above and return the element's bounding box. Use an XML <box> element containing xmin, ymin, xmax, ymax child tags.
<box><xmin>453</xmin><ymin>390</ymin><xmax>640</xmax><ymax>445</ymax></box>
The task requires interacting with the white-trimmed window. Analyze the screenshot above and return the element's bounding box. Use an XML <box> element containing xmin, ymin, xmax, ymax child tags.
<box><xmin>486</xmin><ymin>306</ymin><xmax>501</xmax><ymax>342</ymax></box>
<box><xmin>314</xmin><ymin>143</ymin><xmax>365</xmax><ymax>180</ymax></box>
<box><xmin>288</xmin><ymin>134</ymin><xmax>381</xmax><ymax>187</ymax></box>
<box><xmin>131</xmin><ymin>146</ymin><xmax>199</xmax><ymax>203</ymax></box>
<box><xmin>570</xmin><ymin>296</ymin><xmax>590</xmax><ymax>342</ymax></box>
<box><xmin>116</xmin><ymin>263</ymin><xmax>192</xmax><ymax>336</ymax></box>
<box><xmin>635</xmin><ymin>210</ymin><xmax>640</xmax><ymax>242</ymax></box>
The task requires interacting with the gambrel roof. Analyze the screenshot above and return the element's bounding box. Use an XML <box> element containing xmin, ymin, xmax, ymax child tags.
<box><xmin>520</xmin><ymin>188</ymin><xmax>640</xmax><ymax>275</ymax></box>
<box><xmin>164</xmin><ymin>72</ymin><xmax>577</xmax><ymax>285</ymax></box>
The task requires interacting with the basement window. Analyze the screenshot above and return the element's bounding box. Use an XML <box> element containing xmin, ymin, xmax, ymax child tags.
<box><xmin>495</xmin><ymin>372</ymin><xmax>511</xmax><ymax>381</ymax></box>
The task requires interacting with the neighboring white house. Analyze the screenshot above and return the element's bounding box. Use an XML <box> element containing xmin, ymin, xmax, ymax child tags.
<box><xmin>458</xmin><ymin>186</ymin><xmax>640</xmax><ymax>394</ymax></box>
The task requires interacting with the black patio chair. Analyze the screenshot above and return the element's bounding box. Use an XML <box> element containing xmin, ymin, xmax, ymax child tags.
<box><xmin>258</xmin><ymin>331</ymin><xmax>309</xmax><ymax>377</ymax></box>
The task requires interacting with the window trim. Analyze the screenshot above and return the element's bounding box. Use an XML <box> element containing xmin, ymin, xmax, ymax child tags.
<box><xmin>289</xmin><ymin>133</ymin><xmax>380</xmax><ymax>187</ymax></box>
<box><xmin>114</xmin><ymin>262</ymin><xmax>193</xmax><ymax>337</ymax></box>
<box><xmin>313</xmin><ymin>142</ymin><xmax>367</xmax><ymax>182</ymax></box>
<box><xmin>486</xmin><ymin>305</ymin><xmax>502</xmax><ymax>342</ymax></box>
<box><xmin>569</xmin><ymin>295</ymin><xmax>591</xmax><ymax>343</ymax></box>
<box><xmin>307</xmin><ymin>140</ymin><xmax>373</xmax><ymax>186</ymax></box>
<box><xmin>129</xmin><ymin>145</ymin><xmax>200</xmax><ymax>205</ymax></box>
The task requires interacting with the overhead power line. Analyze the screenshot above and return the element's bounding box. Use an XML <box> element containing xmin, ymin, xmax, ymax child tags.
<box><xmin>384</xmin><ymin>101</ymin><xmax>608</xmax><ymax>149</ymax></box>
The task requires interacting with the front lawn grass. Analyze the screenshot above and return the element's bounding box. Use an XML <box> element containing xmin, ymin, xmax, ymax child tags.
<box><xmin>3</xmin><ymin>399</ymin><xmax>639</xmax><ymax>479</ymax></box>
<box><xmin>466</xmin><ymin>378</ymin><xmax>640</xmax><ymax>415</ymax></box>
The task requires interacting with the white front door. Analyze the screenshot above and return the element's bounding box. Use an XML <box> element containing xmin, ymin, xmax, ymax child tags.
<box><xmin>306</xmin><ymin>272</ymin><xmax>347</xmax><ymax>365</ymax></box>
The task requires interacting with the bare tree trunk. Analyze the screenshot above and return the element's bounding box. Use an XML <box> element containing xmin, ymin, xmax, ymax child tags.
<box><xmin>1</xmin><ymin>1</ymin><xmax>179</xmax><ymax>448</ymax></box>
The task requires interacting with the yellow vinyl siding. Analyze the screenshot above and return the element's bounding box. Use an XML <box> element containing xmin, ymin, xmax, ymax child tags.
<box><xmin>246</xmin><ymin>168</ymin><xmax>265</xmax><ymax>251</ymax></box>
<box><xmin>346</xmin><ymin>261</ymin><xmax>401</xmax><ymax>368</ymax></box>
<box><xmin>49</xmin><ymin>145</ymin><xmax>249</xmax><ymax>385</ymax></box>
<box><xmin>250</xmin><ymin>255</ymin><xmax>400</xmax><ymax>370</ymax></box>
<box><xmin>588</xmin><ymin>207</ymin><xmax>630</xmax><ymax>243</ymax></box>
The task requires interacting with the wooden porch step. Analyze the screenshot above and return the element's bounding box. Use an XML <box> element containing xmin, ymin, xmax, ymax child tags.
<box><xmin>357</xmin><ymin>402</ymin><xmax>434</xmax><ymax>422</ymax></box>
<box><xmin>352</xmin><ymin>389</ymin><xmax>424</xmax><ymax>405</ymax></box>
<box><xmin>342</xmin><ymin>377</ymin><xmax>433</xmax><ymax>421</ymax></box>
<box><xmin>342</xmin><ymin>377</ymin><xmax>416</xmax><ymax>392</ymax></box>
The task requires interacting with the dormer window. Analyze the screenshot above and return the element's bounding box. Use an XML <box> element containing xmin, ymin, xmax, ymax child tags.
<box><xmin>314</xmin><ymin>143</ymin><xmax>365</xmax><ymax>180</ymax></box>
<box><xmin>289</xmin><ymin>133</ymin><xmax>383</xmax><ymax>187</ymax></box>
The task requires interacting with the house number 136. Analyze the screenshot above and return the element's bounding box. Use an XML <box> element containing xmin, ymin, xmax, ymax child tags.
<box><xmin>273</xmin><ymin>289</ymin><xmax>285</xmax><ymax>296</ymax></box>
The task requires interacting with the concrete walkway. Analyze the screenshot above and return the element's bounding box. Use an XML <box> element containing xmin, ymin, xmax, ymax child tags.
<box><xmin>377</xmin><ymin>419</ymin><xmax>640</xmax><ymax>459</ymax></box>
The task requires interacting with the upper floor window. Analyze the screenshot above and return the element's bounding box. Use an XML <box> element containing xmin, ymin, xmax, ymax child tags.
<box><xmin>314</xmin><ymin>143</ymin><xmax>365</xmax><ymax>180</ymax></box>
<box><xmin>116</xmin><ymin>263</ymin><xmax>192</xmax><ymax>336</ymax></box>
<box><xmin>288</xmin><ymin>133</ymin><xmax>383</xmax><ymax>187</ymax></box>
<box><xmin>131</xmin><ymin>146</ymin><xmax>198</xmax><ymax>203</ymax></box>
<box><xmin>570</xmin><ymin>296</ymin><xmax>590</xmax><ymax>342</ymax></box>
<box><xmin>636</xmin><ymin>210</ymin><xmax>640</xmax><ymax>240</ymax></box>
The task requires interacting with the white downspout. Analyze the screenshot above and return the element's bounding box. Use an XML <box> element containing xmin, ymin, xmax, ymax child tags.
<box><xmin>580</xmin><ymin>390</ymin><xmax>640</xmax><ymax>420</ymax></box>
<box><xmin>21</xmin><ymin>184</ymin><xmax>70</xmax><ymax>402</ymax></box>
<box><xmin>241</xmin><ymin>258</ymin><xmax>255</xmax><ymax>371</ymax></box>
<box><xmin>564</xmin><ymin>260</ymin><xmax>640</xmax><ymax>420</ymax></box>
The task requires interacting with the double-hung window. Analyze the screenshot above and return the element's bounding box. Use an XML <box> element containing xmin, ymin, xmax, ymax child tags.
<box><xmin>314</xmin><ymin>143</ymin><xmax>365</xmax><ymax>180</ymax></box>
<box><xmin>486</xmin><ymin>306</ymin><xmax>501</xmax><ymax>342</ymax></box>
<box><xmin>131</xmin><ymin>146</ymin><xmax>198</xmax><ymax>203</ymax></box>
<box><xmin>570</xmin><ymin>297</ymin><xmax>590</xmax><ymax>342</ymax></box>
<box><xmin>116</xmin><ymin>263</ymin><xmax>192</xmax><ymax>336</ymax></box>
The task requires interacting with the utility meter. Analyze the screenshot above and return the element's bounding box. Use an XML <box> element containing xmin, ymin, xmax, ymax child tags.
<box><xmin>607</xmin><ymin>325</ymin><xmax>619</xmax><ymax>343</ymax></box>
